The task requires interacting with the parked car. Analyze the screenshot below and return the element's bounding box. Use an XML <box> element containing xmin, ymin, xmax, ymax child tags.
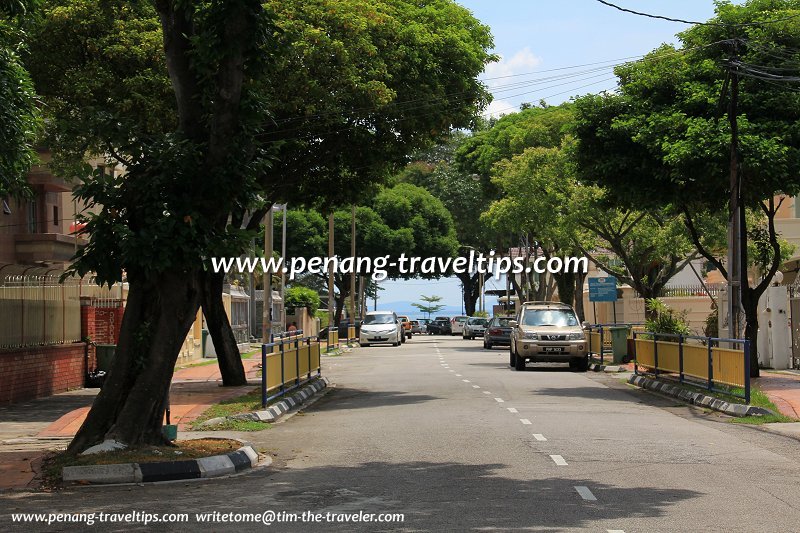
<box><xmin>427</xmin><ymin>319</ymin><xmax>452</xmax><ymax>335</ymax></box>
<box><xmin>450</xmin><ymin>315</ymin><xmax>469</xmax><ymax>336</ymax></box>
<box><xmin>463</xmin><ymin>317</ymin><xmax>489</xmax><ymax>339</ymax></box>
<box><xmin>410</xmin><ymin>320</ymin><xmax>422</xmax><ymax>335</ymax></box>
<box><xmin>418</xmin><ymin>318</ymin><xmax>432</xmax><ymax>333</ymax></box>
<box><xmin>360</xmin><ymin>311</ymin><xmax>403</xmax><ymax>347</ymax></box>
<box><xmin>509</xmin><ymin>301</ymin><xmax>588</xmax><ymax>372</ymax></box>
<box><xmin>483</xmin><ymin>316</ymin><xmax>514</xmax><ymax>349</ymax></box>
<box><xmin>398</xmin><ymin>315</ymin><xmax>413</xmax><ymax>338</ymax></box>
<box><xmin>434</xmin><ymin>316</ymin><xmax>451</xmax><ymax>323</ymax></box>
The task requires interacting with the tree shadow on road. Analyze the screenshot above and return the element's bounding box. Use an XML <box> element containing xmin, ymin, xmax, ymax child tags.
<box><xmin>309</xmin><ymin>387</ymin><xmax>441</xmax><ymax>412</ymax></box>
<box><xmin>6</xmin><ymin>460</ymin><xmax>703</xmax><ymax>531</ymax></box>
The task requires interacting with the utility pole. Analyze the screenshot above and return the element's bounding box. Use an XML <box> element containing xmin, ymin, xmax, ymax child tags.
<box><xmin>727</xmin><ymin>43</ymin><xmax>743</xmax><ymax>340</ymax></box>
<box><xmin>280</xmin><ymin>204</ymin><xmax>287</xmax><ymax>331</ymax></box>
<box><xmin>349</xmin><ymin>205</ymin><xmax>356</xmax><ymax>324</ymax></box>
<box><xmin>262</xmin><ymin>206</ymin><xmax>273</xmax><ymax>343</ymax></box>
<box><xmin>328</xmin><ymin>213</ymin><xmax>335</xmax><ymax>330</ymax></box>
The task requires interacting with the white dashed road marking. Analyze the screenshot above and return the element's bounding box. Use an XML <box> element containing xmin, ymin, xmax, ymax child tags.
<box><xmin>507</xmin><ymin>408</ymin><xmax>518</xmax><ymax>413</ymax></box>
<box><xmin>575</xmin><ymin>486</ymin><xmax>597</xmax><ymax>501</ymax></box>
<box><xmin>494</xmin><ymin>398</ymin><xmax>504</xmax><ymax>403</ymax></box>
<box><xmin>455</xmin><ymin>374</ymin><xmax>462</xmax><ymax>377</ymax></box>
<box><xmin>550</xmin><ymin>455</ymin><xmax>568</xmax><ymax>466</ymax></box>
<box><xmin>472</xmin><ymin>385</ymin><xmax>480</xmax><ymax>389</ymax></box>
<box><xmin>520</xmin><ymin>419</ymin><xmax>532</xmax><ymax>425</ymax></box>
<box><xmin>607</xmin><ymin>530</ymin><xmax>625</xmax><ymax>533</ymax></box>
<box><xmin>483</xmin><ymin>391</ymin><xmax>491</xmax><ymax>395</ymax></box>
<box><xmin>532</xmin><ymin>434</ymin><xmax>547</xmax><ymax>441</ymax></box>
<box><xmin>462</xmin><ymin>379</ymin><xmax>471</xmax><ymax>383</ymax></box>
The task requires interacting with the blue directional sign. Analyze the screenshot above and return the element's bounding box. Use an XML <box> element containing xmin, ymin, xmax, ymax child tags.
<box><xmin>588</xmin><ymin>276</ymin><xmax>618</xmax><ymax>302</ymax></box>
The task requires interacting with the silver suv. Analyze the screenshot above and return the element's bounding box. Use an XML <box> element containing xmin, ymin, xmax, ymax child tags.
<box><xmin>509</xmin><ymin>302</ymin><xmax>588</xmax><ymax>372</ymax></box>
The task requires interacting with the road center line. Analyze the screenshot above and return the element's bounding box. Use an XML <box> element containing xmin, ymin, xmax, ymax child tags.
<box><xmin>550</xmin><ymin>454</ymin><xmax>568</xmax><ymax>465</ymax></box>
<box><xmin>483</xmin><ymin>391</ymin><xmax>491</xmax><ymax>394</ymax></box>
<box><xmin>507</xmin><ymin>407</ymin><xmax>518</xmax><ymax>413</ymax></box>
<box><xmin>520</xmin><ymin>419</ymin><xmax>532</xmax><ymax>425</ymax></box>
<box><xmin>494</xmin><ymin>398</ymin><xmax>504</xmax><ymax>403</ymax></box>
<box><xmin>607</xmin><ymin>530</ymin><xmax>625</xmax><ymax>533</ymax></box>
<box><xmin>472</xmin><ymin>385</ymin><xmax>480</xmax><ymax>389</ymax></box>
<box><xmin>532</xmin><ymin>434</ymin><xmax>547</xmax><ymax>441</ymax></box>
<box><xmin>462</xmin><ymin>379</ymin><xmax>471</xmax><ymax>383</ymax></box>
<box><xmin>455</xmin><ymin>374</ymin><xmax>462</xmax><ymax>377</ymax></box>
<box><xmin>574</xmin><ymin>486</ymin><xmax>597</xmax><ymax>501</ymax></box>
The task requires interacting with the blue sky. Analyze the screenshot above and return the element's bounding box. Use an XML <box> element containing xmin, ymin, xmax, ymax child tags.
<box><xmin>378</xmin><ymin>1</ymin><xmax>731</xmax><ymax>314</ymax></box>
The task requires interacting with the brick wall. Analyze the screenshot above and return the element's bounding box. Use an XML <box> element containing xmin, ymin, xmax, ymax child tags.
<box><xmin>80</xmin><ymin>304</ymin><xmax>124</xmax><ymax>372</ymax></box>
<box><xmin>0</xmin><ymin>343</ymin><xmax>87</xmax><ymax>405</ymax></box>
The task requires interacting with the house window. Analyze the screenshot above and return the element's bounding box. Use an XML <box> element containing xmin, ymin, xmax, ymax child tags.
<box><xmin>27</xmin><ymin>197</ymin><xmax>38</xmax><ymax>233</ymax></box>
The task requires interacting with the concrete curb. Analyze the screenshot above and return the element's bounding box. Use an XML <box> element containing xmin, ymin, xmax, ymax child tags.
<box><xmin>627</xmin><ymin>374</ymin><xmax>775</xmax><ymax>417</ymax></box>
<box><xmin>202</xmin><ymin>377</ymin><xmax>329</xmax><ymax>427</ymax></box>
<box><xmin>62</xmin><ymin>445</ymin><xmax>259</xmax><ymax>485</ymax></box>
<box><xmin>590</xmin><ymin>362</ymin><xmax>627</xmax><ymax>373</ymax></box>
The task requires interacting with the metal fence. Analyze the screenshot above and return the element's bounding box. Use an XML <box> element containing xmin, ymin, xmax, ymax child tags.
<box><xmin>657</xmin><ymin>284</ymin><xmax>726</xmax><ymax>298</ymax></box>
<box><xmin>632</xmin><ymin>331</ymin><xmax>751</xmax><ymax>403</ymax></box>
<box><xmin>0</xmin><ymin>275</ymin><xmax>82</xmax><ymax>349</ymax></box>
<box><xmin>261</xmin><ymin>331</ymin><xmax>322</xmax><ymax>407</ymax></box>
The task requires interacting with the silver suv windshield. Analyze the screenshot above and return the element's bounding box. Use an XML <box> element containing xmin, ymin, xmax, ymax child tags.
<box><xmin>521</xmin><ymin>309</ymin><xmax>578</xmax><ymax>327</ymax></box>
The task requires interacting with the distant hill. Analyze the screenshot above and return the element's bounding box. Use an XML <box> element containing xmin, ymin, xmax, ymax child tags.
<box><xmin>370</xmin><ymin>301</ymin><xmax>465</xmax><ymax>319</ymax></box>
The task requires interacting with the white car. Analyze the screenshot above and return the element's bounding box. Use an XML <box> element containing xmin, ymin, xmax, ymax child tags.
<box><xmin>450</xmin><ymin>315</ymin><xmax>469</xmax><ymax>336</ymax></box>
<box><xmin>360</xmin><ymin>311</ymin><xmax>403</xmax><ymax>347</ymax></box>
<box><xmin>463</xmin><ymin>317</ymin><xmax>489</xmax><ymax>339</ymax></box>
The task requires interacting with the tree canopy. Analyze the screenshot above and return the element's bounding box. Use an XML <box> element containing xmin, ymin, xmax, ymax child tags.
<box><xmin>0</xmin><ymin>0</ymin><xmax>40</xmax><ymax>200</ymax></box>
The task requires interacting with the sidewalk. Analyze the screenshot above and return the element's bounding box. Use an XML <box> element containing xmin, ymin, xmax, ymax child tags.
<box><xmin>617</xmin><ymin>360</ymin><xmax>800</xmax><ymax>419</ymax></box>
<box><xmin>756</xmin><ymin>370</ymin><xmax>800</xmax><ymax>419</ymax></box>
<box><xmin>0</xmin><ymin>357</ymin><xmax>261</xmax><ymax>491</ymax></box>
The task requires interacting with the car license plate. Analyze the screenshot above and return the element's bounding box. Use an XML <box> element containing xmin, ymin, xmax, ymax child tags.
<box><xmin>543</xmin><ymin>347</ymin><xmax>564</xmax><ymax>353</ymax></box>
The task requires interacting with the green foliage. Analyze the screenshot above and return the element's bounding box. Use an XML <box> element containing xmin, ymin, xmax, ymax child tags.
<box><xmin>704</xmin><ymin>307</ymin><xmax>719</xmax><ymax>338</ymax></box>
<box><xmin>412</xmin><ymin>294</ymin><xmax>445</xmax><ymax>318</ymax></box>
<box><xmin>372</xmin><ymin>183</ymin><xmax>459</xmax><ymax>270</ymax></box>
<box><xmin>284</xmin><ymin>286</ymin><xmax>321</xmax><ymax>315</ymax></box>
<box><xmin>260</xmin><ymin>0</ymin><xmax>496</xmax><ymax>208</ymax></box>
<box><xmin>473</xmin><ymin>310</ymin><xmax>489</xmax><ymax>318</ymax></box>
<box><xmin>573</xmin><ymin>0</ymin><xmax>800</xmax><ymax>215</ymax></box>
<box><xmin>645</xmin><ymin>299</ymin><xmax>691</xmax><ymax>336</ymax></box>
<box><xmin>315</xmin><ymin>309</ymin><xmax>329</xmax><ymax>328</ymax></box>
<box><xmin>0</xmin><ymin>0</ymin><xmax>40</xmax><ymax>199</ymax></box>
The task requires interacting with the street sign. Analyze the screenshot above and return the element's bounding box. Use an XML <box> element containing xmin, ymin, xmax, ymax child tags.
<box><xmin>588</xmin><ymin>276</ymin><xmax>618</xmax><ymax>302</ymax></box>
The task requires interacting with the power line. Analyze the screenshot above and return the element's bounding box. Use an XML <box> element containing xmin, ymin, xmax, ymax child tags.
<box><xmin>595</xmin><ymin>0</ymin><xmax>800</xmax><ymax>27</ymax></box>
<box><xmin>263</xmin><ymin>40</ymin><xmax>730</xmax><ymax>130</ymax></box>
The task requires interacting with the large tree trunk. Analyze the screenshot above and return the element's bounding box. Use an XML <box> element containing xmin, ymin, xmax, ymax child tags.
<box><xmin>554</xmin><ymin>272</ymin><xmax>575</xmax><ymax>306</ymax></box>
<box><xmin>574</xmin><ymin>270</ymin><xmax>587</xmax><ymax>322</ymax></box>
<box><xmin>741</xmin><ymin>292</ymin><xmax>760</xmax><ymax>378</ymax></box>
<box><xmin>68</xmin><ymin>270</ymin><xmax>201</xmax><ymax>453</ymax></box>
<box><xmin>200</xmin><ymin>270</ymin><xmax>246</xmax><ymax>386</ymax></box>
<box><xmin>456</xmin><ymin>271</ymin><xmax>480</xmax><ymax>316</ymax></box>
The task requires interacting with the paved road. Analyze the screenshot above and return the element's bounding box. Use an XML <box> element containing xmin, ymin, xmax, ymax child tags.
<box><xmin>3</xmin><ymin>336</ymin><xmax>800</xmax><ymax>532</ymax></box>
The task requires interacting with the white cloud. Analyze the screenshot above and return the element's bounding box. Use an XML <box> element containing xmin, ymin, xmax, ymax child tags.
<box><xmin>481</xmin><ymin>47</ymin><xmax>543</xmax><ymax>117</ymax></box>
<box><xmin>485</xmin><ymin>99</ymin><xmax>517</xmax><ymax>119</ymax></box>
<box><xmin>483</xmin><ymin>47</ymin><xmax>542</xmax><ymax>88</ymax></box>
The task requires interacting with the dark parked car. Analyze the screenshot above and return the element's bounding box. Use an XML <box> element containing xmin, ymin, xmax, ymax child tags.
<box><xmin>427</xmin><ymin>319</ymin><xmax>452</xmax><ymax>335</ymax></box>
<box><xmin>483</xmin><ymin>316</ymin><xmax>514</xmax><ymax>349</ymax></box>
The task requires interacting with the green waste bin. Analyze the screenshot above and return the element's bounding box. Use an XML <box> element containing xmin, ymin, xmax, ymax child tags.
<box><xmin>607</xmin><ymin>326</ymin><xmax>630</xmax><ymax>364</ymax></box>
<box><xmin>95</xmin><ymin>344</ymin><xmax>116</xmax><ymax>372</ymax></box>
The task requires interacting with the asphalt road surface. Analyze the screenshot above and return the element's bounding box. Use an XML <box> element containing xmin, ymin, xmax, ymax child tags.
<box><xmin>3</xmin><ymin>335</ymin><xmax>800</xmax><ymax>532</ymax></box>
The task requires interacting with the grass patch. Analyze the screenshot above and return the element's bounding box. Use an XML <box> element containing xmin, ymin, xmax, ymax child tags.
<box><xmin>190</xmin><ymin>387</ymin><xmax>264</xmax><ymax>428</ymax></box>
<box><xmin>636</xmin><ymin>373</ymin><xmax>797</xmax><ymax>424</ymax></box>
<box><xmin>41</xmin><ymin>438</ymin><xmax>242</xmax><ymax>488</ymax></box>
<box><xmin>199</xmin><ymin>419</ymin><xmax>271</xmax><ymax>432</ymax></box>
<box><xmin>729</xmin><ymin>389</ymin><xmax>796</xmax><ymax>424</ymax></box>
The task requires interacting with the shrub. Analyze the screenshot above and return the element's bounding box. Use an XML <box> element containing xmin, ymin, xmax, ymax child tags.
<box><xmin>285</xmin><ymin>286</ymin><xmax>321</xmax><ymax>315</ymax></box>
<box><xmin>645</xmin><ymin>298</ymin><xmax>691</xmax><ymax>336</ymax></box>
